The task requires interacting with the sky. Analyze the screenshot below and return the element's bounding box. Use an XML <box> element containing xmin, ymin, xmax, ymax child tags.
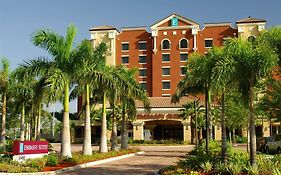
<box><xmin>0</xmin><ymin>0</ymin><xmax>280</xmax><ymax>112</ymax></box>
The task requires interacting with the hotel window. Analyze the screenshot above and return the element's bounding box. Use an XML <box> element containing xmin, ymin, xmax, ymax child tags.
<box><xmin>180</xmin><ymin>53</ymin><xmax>188</xmax><ymax>62</ymax></box>
<box><xmin>138</xmin><ymin>41</ymin><xmax>147</xmax><ymax>50</ymax></box>
<box><xmin>162</xmin><ymin>53</ymin><xmax>170</xmax><ymax>62</ymax></box>
<box><xmin>248</xmin><ymin>36</ymin><xmax>256</xmax><ymax>43</ymax></box>
<box><xmin>121</xmin><ymin>56</ymin><xmax>129</xmax><ymax>64</ymax></box>
<box><xmin>122</xmin><ymin>43</ymin><xmax>129</xmax><ymax>51</ymax></box>
<box><xmin>139</xmin><ymin>55</ymin><xmax>147</xmax><ymax>64</ymax></box>
<box><xmin>222</xmin><ymin>37</ymin><xmax>230</xmax><ymax>46</ymax></box>
<box><xmin>139</xmin><ymin>68</ymin><xmax>147</xmax><ymax>77</ymax></box>
<box><xmin>204</xmin><ymin>39</ymin><xmax>213</xmax><ymax>48</ymax></box>
<box><xmin>139</xmin><ymin>82</ymin><xmax>147</xmax><ymax>91</ymax></box>
<box><xmin>180</xmin><ymin>66</ymin><xmax>187</xmax><ymax>76</ymax></box>
<box><xmin>162</xmin><ymin>81</ymin><xmax>170</xmax><ymax>90</ymax></box>
<box><xmin>161</xmin><ymin>39</ymin><xmax>171</xmax><ymax>50</ymax></box>
<box><xmin>162</xmin><ymin>94</ymin><xmax>171</xmax><ymax>97</ymax></box>
<box><xmin>162</xmin><ymin>67</ymin><xmax>170</xmax><ymax>76</ymax></box>
<box><xmin>179</xmin><ymin>38</ymin><xmax>188</xmax><ymax>49</ymax></box>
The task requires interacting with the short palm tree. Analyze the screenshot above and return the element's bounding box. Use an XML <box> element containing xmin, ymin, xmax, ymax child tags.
<box><xmin>179</xmin><ymin>99</ymin><xmax>203</xmax><ymax>145</ymax></box>
<box><xmin>23</xmin><ymin>24</ymin><xmax>77</xmax><ymax>157</ymax></box>
<box><xmin>218</xmin><ymin>38</ymin><xmax>278</xmax><ymax>165</ymax></box>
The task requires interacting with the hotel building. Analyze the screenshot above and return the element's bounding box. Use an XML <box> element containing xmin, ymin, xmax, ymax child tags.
<box><xmin>75</xmin><ymin>13</ymin><xmax>274</xmax><ymax>143</ymax></box>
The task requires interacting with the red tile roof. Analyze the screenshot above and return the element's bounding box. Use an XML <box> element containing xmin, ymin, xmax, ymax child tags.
<box><xmin>136</xmin><ymin>96</ymin><xmax>200</xmax><ymax>108</ymax></box>
<box><xmin>236</xmin><ymin>17</ymin><xmax>266</xmax><ymax>24</ymax></box>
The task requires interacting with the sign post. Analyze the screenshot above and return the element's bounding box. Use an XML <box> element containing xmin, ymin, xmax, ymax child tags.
<box><xmin>13</xmin><ymin>140</ymin><xmax>49</xmax><ymax>161</ymax></box>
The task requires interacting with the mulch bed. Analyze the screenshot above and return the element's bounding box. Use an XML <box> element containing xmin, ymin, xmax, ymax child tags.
<box><xmin>42</xmin><ymin>162</ymin><xmax>76</xmax><ymax>172</ymax></box>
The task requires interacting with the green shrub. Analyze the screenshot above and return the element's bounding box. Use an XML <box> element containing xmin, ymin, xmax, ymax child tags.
<box><xmin>24</xmin><ymin>158</ymin><xmax>47</xmax><ymax>170</ymax></box>
<box><xmin>227</xmin><ymin>162</ymin><xmax>243</xmax><ymax>175</ymax></box>
<box><xmin>235</xmin><ymin>136</ymin><xmax>247</xmax><ymax>143</ymax></box>
<box><xmin>214</xmin><ymin>162</ymin><xmax>228</xmax><ymax>174</ymax></box>
<box><xmin>46</xmin><ymin>153</ymin><xmax>58</xmax><ymax>166</ymax></box>
<box><xmin>247</xmin><ymin>165</ymin><xmax>259</xmax><ymax>175</ymax></box>
<box><xmin>0</xmin><ymin>154</ymin><xmax>12</xmax><ymax>163</ymax></box>
<box><xmin>200</xmin><ymin>161</ymin><xmax>213</xmax><ymax>172</ymax></box>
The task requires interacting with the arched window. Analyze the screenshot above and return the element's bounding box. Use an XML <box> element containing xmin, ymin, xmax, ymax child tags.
<box><xmin>179</xmin><ymin>38</ymin><xmax>188</xmax><ymax>49</ymax></box>
<box><xmin>162</xmin><ymin>39</ymin><xmax>171</xmax><ymax>50</ymax></box>
<box><xmin>248</xmin><ymin>36</ymin><xmax>256</xmax><ymax>43</ymax></box>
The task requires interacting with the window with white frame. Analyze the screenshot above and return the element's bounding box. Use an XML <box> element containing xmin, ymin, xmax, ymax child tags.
<box><xmin>180</xmin><ymin>66</ymin><xmax>187</xmax><ymax>76</ymax></box>
<box><xmin>162</xmin><ymin>67</ymin><xmax>170</xmax><ymax>76</ymax></box>
<box><xmin>139</xmin><ymin>82</ymin><xmax>147</xmax><ymax>90</ymax></box>
<box><xmin>162</xmin><ymin>81</ymin><xmax>170</xmax><ymax>90</ymax></box>
<box><xmin>121</xmin><ymin>42</ymin><xmax>129</xmax><ymax>51</ymax></box>
<box><xmin>138</xmin><ymin>41</ymin><xmax>147</xmax><ymax>50</ymax></box>
<box><xmin>121</xmin><ymin>56</ymin><xmax>129</xmax><ymax>64</ymax></box>
<box><xmin>204</xmin><ymin>39</ymin><xmax>213</xmax><ymax>48</ymax></box>
<box><xmin>162</xmin><ymin>53</ymin><xmax>170</xmax><ymax>62</ymax></box>
<box><xmin>162</xmin><ymin>94</ymin><xmax>171</xmax><ymax>97</ymax></box>
<box><xmin>180</xmin><ymin>53</ymin><xmax>188</xmax><ymax>62</ymax></box>
<box><xmin>161</xmin><ymin>39</ymin><xmax>171</xmax><ymax>50</ymax></box>
<box><xmin>139</xmin><ymin>68</ymin><xmax>147</xmax><ymax>77</ymax></box>
<box><xmin>179</xmin><ymin>38</ymin><xmax>188</xmax><ymax>49</ymax></box>
<box><xmin>139</xmin><ymin>55</ymin><xmax>147</xmax><ymax>64</ymax></box>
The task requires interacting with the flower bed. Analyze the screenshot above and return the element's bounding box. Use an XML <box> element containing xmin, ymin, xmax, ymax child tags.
<box><xmin>0</xmin><ymin>148</ymin><xmax>139</xmax><ymax>173</ymax></box>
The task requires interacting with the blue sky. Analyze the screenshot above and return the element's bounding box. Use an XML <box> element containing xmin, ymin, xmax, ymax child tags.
<box><xmin>0</xmin><ymin>0</ymin><xmax>280</xmax><ymax>112</ymax></box>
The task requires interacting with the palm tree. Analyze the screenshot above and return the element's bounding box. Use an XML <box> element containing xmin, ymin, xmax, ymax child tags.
<box><xmin>172</xmin><ymin>52</ymin><xmax>218</xmax><ymax>155</ymax></box>
<box><xmin>10</xmin><ymin>71</ymin><xmax>34</xmax><ymax>141</ymax></box>
<box><xmin>114</xmin><ymin>68</ymin><xmax>149</xmax><ymax>149</ymax></box>
<box><xmin>72</xmin><ymin>40</ymin><xmax>107</xmax><ymax>155</ymax></box>
<box><xmin>0</xmin><ymin>58</ymin><xmax>10</xmax><ymax>151</ymax></box>
<box><xmin>23</xmin><ymin>24</ymin><xmax>77</xmax><ymax>157</ymax></box>
<box><xmin>218</xmin><ymin>38</ymin><xmax>278</xmax><ymax>165</ymax></box>
<box><xmin>178</xmin><ymin>99</ymin><xmax>203</xmax><ymax>145</ymax></box>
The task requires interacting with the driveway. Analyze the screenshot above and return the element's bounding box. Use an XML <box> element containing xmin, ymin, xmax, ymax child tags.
<box><xmin>58</xmin><ymin>145</ymin><xmax>193</xmax><ymax>175</ymax></box>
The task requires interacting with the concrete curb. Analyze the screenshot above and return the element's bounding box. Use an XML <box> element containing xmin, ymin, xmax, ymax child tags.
<box><xmin>0</xmin><ymin>151</ymin><xmax>145</xmax><ymax>175</ymax></box>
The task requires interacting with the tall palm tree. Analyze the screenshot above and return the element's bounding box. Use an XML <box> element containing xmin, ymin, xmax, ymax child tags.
<box><xmin>10</xmin><ymin>71</ymin><xmax>34</xmax><ymax>141</ymax></box>
<box><xmin>218</xmin><ymin>38</ymin><xmax>278</xmax><ymax>165</ymax></box>
<box><xmin>72</xmin><ymin>40</ymin><xmax>107</xmax><ymax>155</ymax></box>
<box><xmin>0</xmin><ymin>58</ymin><xmax>10</xmax><ymax>151</ymax></box>
<box><xmin>114</xmin><ymin>68</ymin><xmax>149</xmax><ymax>149</ymax></box>
<box><xmin>172</xmin><ymin>52</ymin><xmax>218</xmax><ymax>155</ymax></box>
<box><xmin>22</xmin><ymin>24</ymin><xmax>77</xmax><ymax>157</ymax></box>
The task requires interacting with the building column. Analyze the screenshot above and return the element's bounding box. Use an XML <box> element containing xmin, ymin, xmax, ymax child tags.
<box><xmin>145</xmin><ymin>125</ymin><xmax>156</xmax><ymax>140</ymax></box>
<box><xmin>192</xmin><ymin>27</ymin><xmax>198</xmax><ymax>52</ymax></box>
<box><xmin>241</xmin><ymin>127</ymin><xmax>248</xmax><ymax>138</ymax></box>
<box><xmin>182</xmin><ymin>121</ymin><xmax>191</xmax><ymax>143</ymax></box>
<box><xmin>132</xmin><ymin>121</ymin><xmax>144</xmax><ymax>140</ymax></box>
<box><xmin>263</xmin><ymin>122</ymin><xmax>270</xmax><ymax>137</ymax></box>
<box><xmin>214</xmin><ymin>125</ymin><xmax>222</xmax><ymax>141</ymax></box>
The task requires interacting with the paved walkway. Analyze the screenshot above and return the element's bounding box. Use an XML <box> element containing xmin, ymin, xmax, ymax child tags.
<box><xmin>59</xmin><ymin>145</ymin><xmax>193</xmax><ymax>175</ymax></box>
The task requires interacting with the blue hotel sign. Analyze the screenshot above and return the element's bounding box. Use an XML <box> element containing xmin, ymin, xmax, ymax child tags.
<box><xmin>171</xmin><ymin>17</ymin><xmax>178</xmax><ymax>27</ymax></box>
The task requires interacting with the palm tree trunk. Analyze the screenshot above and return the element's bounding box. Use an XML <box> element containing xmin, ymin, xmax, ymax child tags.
<box><xmin>194</xmin><ymin>100</ymin><xmax>198</xmax><ymax>147</ymax></box>
<box><xmin>34</xmin><ymin>112</ymin><xmax>38</xmax><ymax>139</ymax></box>
<box><xmin>111</xmin><ymin>92</ymin><xmax>118</xmax><ymax>151</ymax></box>
<box><xmin>61</xmin><ymin>83</ymin><xmax>72</xmax><ymax>157</ymax></box>
<box><xmin>221</xmin><ymin>92</ymin><xmax>227</xmax><ymax>164</ymax></box>
<box><xmin>205</xmin><ymin>87</ymin><xmax>210</xmax><ymax>155</ymax></box>
<box><xmin>36</xmin><ymin>103</ymin><xmax>41</xmax><ymax>141</ymax></box>
<box><xmin>82</xmin><ymin>84</ymin><xmax>92</xmax><ymax>155</ymax></box>
<box><xmin>249</xmin><ymin>87</ymin><xmax>257</xmax><ymax>165</ymax></box>
<box><xmin>99</xmin><ymin>92</ymin><xmax>108</xmax><ymax>153</ymax></box>
<box><xmin>121</xmin><ymin>104</ymin><xmax>128</xmax><ymax>149</ymax></box>
<box><xmin>1</xmin><ymin>92</ymin><xmax>6</xmax><ymax>151</ymax></box>
<box><xmin>20</xmin><ymin>104</ymin><xmax>25</xmax><ymax>141</ymax></box>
